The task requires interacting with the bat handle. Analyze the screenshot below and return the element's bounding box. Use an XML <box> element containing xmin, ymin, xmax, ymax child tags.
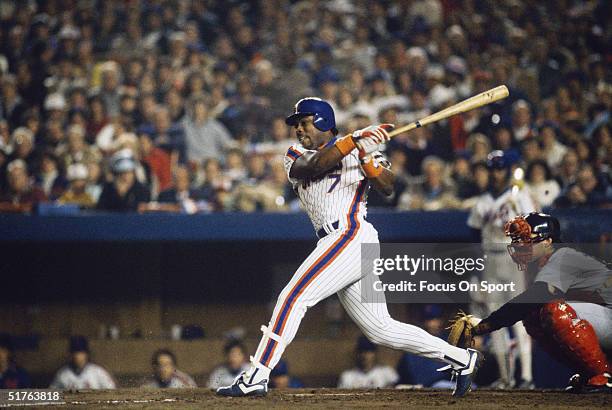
<box><xmin>388</xmin><ymin>122</ymin><xmax>419</xmax><ymax>138</ymax></box>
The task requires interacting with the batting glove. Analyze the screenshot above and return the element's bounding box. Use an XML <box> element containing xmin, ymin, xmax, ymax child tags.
<box><xmin>353</xmin><ymin>124</ymin><xmax>393</xmax><ymax>153</ymax></box>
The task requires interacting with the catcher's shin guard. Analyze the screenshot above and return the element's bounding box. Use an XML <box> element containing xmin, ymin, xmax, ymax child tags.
<box><xmin>525</xmin><ymin>301</ymin><xmax>610</xmax><ymax>378</ymax></box>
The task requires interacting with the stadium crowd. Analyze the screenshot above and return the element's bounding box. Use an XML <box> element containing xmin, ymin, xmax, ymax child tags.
<box><xmin>0</xmin><ymin>0</ymin><xmax>610</xmax><ymax>213</ymax></box>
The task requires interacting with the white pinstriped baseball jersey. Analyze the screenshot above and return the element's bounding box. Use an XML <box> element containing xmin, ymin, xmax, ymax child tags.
<box><xmin>284</xmin><ymin>143</ymin><xmax>367</xmax><ymax>232</ymax></box>
<box><xmin>228</xmin><ymin>139</ymin><xmax>474</xmax><ymax>392</ymax></box>
<box><xmin>468</xmin><ymin>187</ymin><xmax>537</xmax><ymax>247</ymax></box>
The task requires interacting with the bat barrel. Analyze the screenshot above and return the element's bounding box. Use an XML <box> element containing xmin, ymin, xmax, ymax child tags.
<box><xmin>388</xmin><ymin>85</ymin><xmax>509</xmax><ymax>138</ymax></box>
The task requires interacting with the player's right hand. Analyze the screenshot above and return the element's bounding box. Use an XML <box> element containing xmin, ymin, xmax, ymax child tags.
<box><xmin>352</xmin><ymin>124</ymin><xmax>393</xmax><ymax>153</ymax></box>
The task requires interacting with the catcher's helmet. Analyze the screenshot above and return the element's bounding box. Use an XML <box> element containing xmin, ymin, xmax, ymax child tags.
<box><xmin>525</xmin><ymin>212</ymin><xmax>561</xmax><ymax>242</ymax></box>
<box><xmin>285</xmin><ymin>97</ymin><xmax>337</xmax><ymax>133</ymax></box>
<box><xmin>504</xmin><ymin>212</ymin><xmax>561</xmax><ymax>270</ymax></box>
<box><xmin>486</xmin><ymin>150</ymin><xmax>509</xmax><ymax>170</ymax></box>
<box><xmin>505</xmin><ymin>212</ymin><xmax>561</xmax><ymax>243</ymax></box>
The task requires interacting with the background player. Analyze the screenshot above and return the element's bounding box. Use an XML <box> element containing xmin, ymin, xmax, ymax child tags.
<box><xmin>467</xmin><ymin>150</ymin><xmax>537</xmax><ymax>388</ymax></box>
<box><xmin>470</xmin><ymin>212</ymin><xmax>611</xmax><ymax>393</ymax></box>
<box><xmin>50</xmin><ymin>336</ymin><xmax>116</xmax><ymax>390</ymax></box>
<box><xmin>217</xmin><ymin>97</ymin><xmax>482</xmax><ymax>397</ymax></box>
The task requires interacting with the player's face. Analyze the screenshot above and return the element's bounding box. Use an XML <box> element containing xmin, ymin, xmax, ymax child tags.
<box><xmin>0</xmin><ymin>347</ymin><xmax>10</xmax><ymax>367</ymax></box>
<box><xmin>272</xmin><ymin>374</ymin><xmax>290</xmax><ymax>388</ymax></box>
<box><xmin>507</xmin><ymin>237</ymin><xmax>552</xmax><ymax>270</ymax></box>
<box><xmin>531</xmin><ymin>238</ymin><xmax>553</xmax><ymax>260</ymax></box>
<box><xmin>294</xmin><ymin>116</ymin><xmax>327</xmax><ymax>150</ymax></box>
<box><xmin>227</xmin><ymin>346</ymin><xmax>246</xmax><ymax>370</ymax></box>
<box><xmin>155</xmin><ymin>354</ymin><xmax>175</xmax><ymax>381</ymax></box>
<box><xmin>357</xmin><ymin>350</ymin><xmax>376</xmax><ymax>371</ymax></box>
<box><xmin>71</xmin><ymin>351</ymin><xmax>88</xmax><ymax>370</ymax></box>
<box><xmin>490</xmin><ymin>168</ymin><xmax>508</xmax><ymax>189</ymax></box>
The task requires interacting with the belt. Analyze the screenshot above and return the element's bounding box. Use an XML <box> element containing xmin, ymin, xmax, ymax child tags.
<box><xmin>317</xmin><ymin>221</ymin><xmax>339</xmax><ymax>239</ymax></box>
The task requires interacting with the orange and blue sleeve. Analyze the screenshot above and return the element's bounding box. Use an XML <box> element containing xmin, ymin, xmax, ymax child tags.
<box><xmin>286</xmin><ymin>147</ymin><xmax>303</xmax><ymax>161</ymax></box>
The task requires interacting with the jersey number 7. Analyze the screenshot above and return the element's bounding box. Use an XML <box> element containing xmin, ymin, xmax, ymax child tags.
<box><xmin>328</xmin><ymin>174</ymin><xmax>341</xmax><ymax>193</ymax></box>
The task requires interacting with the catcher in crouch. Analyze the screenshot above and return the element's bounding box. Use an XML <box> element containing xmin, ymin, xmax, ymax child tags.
<box><xmin>449</xmin><ymin>212</ymin><xmax>611</xmax><ymax>393</ymax></box>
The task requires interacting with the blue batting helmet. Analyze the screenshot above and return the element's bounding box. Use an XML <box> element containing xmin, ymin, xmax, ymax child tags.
<box><xmin>486</xmin><ymin>150</ymin><xmax>509</xmax><ymax>170</ymax></box>
<box><xmin>285</xmin><ymin>97</ymin><xmax>336</xmax><ymax>133</ymax></box>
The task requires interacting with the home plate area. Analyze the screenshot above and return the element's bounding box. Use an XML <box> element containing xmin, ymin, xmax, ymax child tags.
<box><xmin>36</xmin><ymin>388</ymin><xmax>611</xmax><ymax>409</ymax></box>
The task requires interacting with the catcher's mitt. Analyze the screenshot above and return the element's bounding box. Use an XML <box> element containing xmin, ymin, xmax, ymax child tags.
<box><xmin>447</xmin><ymin>311</ymin><xmax>481</xmax><ymax>348</ymax></box>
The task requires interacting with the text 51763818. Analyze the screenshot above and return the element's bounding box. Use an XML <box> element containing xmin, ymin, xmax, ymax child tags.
<box><xmin>1</xmin><ymin>390</ymin><xmax>64</xmax><ymax>406</ymax></box>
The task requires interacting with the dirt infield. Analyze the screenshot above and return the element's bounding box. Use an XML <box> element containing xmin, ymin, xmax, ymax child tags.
<box><xmin>36</xmin><ymin>388</ymin><xmax>611</xmax><ymax>409</ymax></box>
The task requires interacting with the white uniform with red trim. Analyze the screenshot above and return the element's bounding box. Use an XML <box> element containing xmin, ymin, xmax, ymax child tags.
<box><xmin>467</xmin><ymin>186</ymin><xmax>537</xmax><ymax>386</ymax></box>
<box><xmin>49</xmin><ymin>363</ymin><xmax>116</xmax><ymax>390</ymax></box>
<box><xmin>242</xmin><ymin>143</ymin><xmax>473</xmax><ymax>386</ymax></box>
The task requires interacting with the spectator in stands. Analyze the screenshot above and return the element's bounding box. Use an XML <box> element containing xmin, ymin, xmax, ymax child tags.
<box><xmin>0</xmin><ymin>333</ymin><xmax>31</xmax><ymax>388</ymax></box>
<box><xmin>555</xmin><ymin>164</ymin><xmax>610</xmax><ymax>208</ymax></box>
<box><xmin>466</xmin><ymin>133</ymin><xmax>491</xmax><ymax>164</ymax></box>
<box><xmin>0</xmin><ymin>120</ymin><xmax>10</xmax><ymax>154</ymax></box>
<box><xmin>0</xmin><ymin>159</ymin><xmax>46</xmax><ymax>213</ymax></box>
<box><xmin>519</xmin><ymin>138</ymin><xmax>542</xmax><ymax>167</ymax></box>
<box><xmin>50</xmin><ymin>336</ymin><xmax>116</xmax><ymax>389</ymax></box>
<box><xmin>8</xmin><ymin>127</ymin><xmax>36</xmax><ymax>168</ymax></box>
<box><xmin>235</xmin><ymin>158</ymin><xmax>289</xmax><ymax>212</ymax></box>
<box><xmin>85</xmin><ymin>159</ymin><xmax>104</xmax><ymax>203</ymax></box>
<box><xmin>269</xmin><ymin>360</ymin><xmax>303</xmax><ymax>389</ymax></box>
<box><xmin>0</xmin><ymin>1</ymin><xmax>608</xmax><ymax>212</ymax></box>
<box><xmin>451</xmin><ymin>155</ymin><xmax>476</xmax><ymax>200</ymax></box>
<box><xmin>151</xmin><ymin>106</ymin><xmax>186</xmax><ymax>163</ymax></box>
<box><xmin>96</xmin><ymin>62</ymin><xmax>121</xmax><ymax>117</ymax></box>
<box><xmin>525</xmin><ymin>160</ymin><xmax>560</xmax><ymax>208</ymax></box>
<box><xmin>539</xmin><ymin>124</ymin><xmax>567</xmax><ymax>170</ymax></box>
<box><xmin>139</xmin><ymin>132</ymin><xmax>172</xmax><ymax>193</ymax></box>
<box><xmin>398</xmin><ymin>156</ymin><xmax>460</xmax><ymax>210</ymax></box>
<box><xmin>338</xmin><ymin>336</ymin><xmax>398</xmax><ymax>389</ymax></box>
<box><xmin>61</xmin><ymin>124</ymin><xmax>100</xmax><ymax>170</ymax></box>
<box><xmin>511</xmin><ymin>100</ymin><xmax>536</xmax><ymax>142</ymax></box>
<box><xmin>142</xmin><ymin>349</ymin><xmax>196</xmax><ymax>388</ymax></box>
<box><xmin>199</xmin><ymin>158</ymin><xmax>232</xmax><ymax>210</ymax></box>
<box><xmin>207</xmin><ymin>340</ymin><xmax>250</xmax><ymax>389</ymax></box>
<box><xmin>182</xmin><ymin>97</ymin><xmax>235</xmax><ymax>165</ymax></box>
<box><xmin>491</xmin><ymin>127</ymin><xmax>519</xmax><ymax>164</ymax></box>
<box><xmin>592</xmin><ymin>124</ymin><xmax>610</xmax><ymax>168</ymax></box>
<box><xmin>224</xmin><ymin>148</ymin><xmax>247</xmax><ymax>185</ymax></box>
<box><xmin>97</xmin><ymin>149</ymin><xmax>150</xmax><ymax>212</ymax></box>
<box><xmin>157</xmin><ymin>165</ymin><xmax>207</xmax><ymax>212</ymax></box>
<box><xmin>556</xmin><ymin>150</ymin><xmax>580</xmax><ymax>189</ymax></box>
<box><xmin>1</xmin><ymin>75</ymin><xmax>25</xmax><ymax>126</ymax></box>
<box><xmin>35</xmin><ymin>150</ymin><xmax>67</xmax><ymax>200</ymax></box>
<box><xmin>59</xmin><ymin>163</ymin><xmax>95</xmax><ymax>208</ymax></box>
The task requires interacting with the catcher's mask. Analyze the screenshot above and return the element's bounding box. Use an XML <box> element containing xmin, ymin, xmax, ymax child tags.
<box><xmin>504</xmin><ymin>212</ymin><xmax>559</xmax><ymax>270</ymax></box>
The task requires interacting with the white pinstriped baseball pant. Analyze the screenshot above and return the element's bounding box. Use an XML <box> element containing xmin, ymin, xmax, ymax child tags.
<box><xmin>248</xmin><ymin>218</ymin><xmax>470</xmax><ymax>382</ymax></box>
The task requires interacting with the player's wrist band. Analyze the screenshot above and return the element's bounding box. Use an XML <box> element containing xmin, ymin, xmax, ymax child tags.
<box><xmin>335</xmin><ymin>134</ymin><xmax>357</xmax><ymax>156</ymax></box>
<box><xmin>360</xmin><ymin>155</ymin><xmax>383</xmax><ymax>178</ymax></box>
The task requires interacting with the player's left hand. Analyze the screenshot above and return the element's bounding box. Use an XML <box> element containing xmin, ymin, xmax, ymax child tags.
<box><xmin>447</xmin><ymin>311</ymin><xmax>482</xmax><ymax>348</ymax></box>
<box><xmin>353</xmin><ymin>124</ymin><xmax>393</xmax><ymax>153</ymax></box>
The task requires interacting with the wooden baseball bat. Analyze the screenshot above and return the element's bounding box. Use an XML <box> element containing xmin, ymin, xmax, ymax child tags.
<box><xmin>388</xmin><ymin>85</ymin><xmax>509</xmax><ymax>138</ymax></box>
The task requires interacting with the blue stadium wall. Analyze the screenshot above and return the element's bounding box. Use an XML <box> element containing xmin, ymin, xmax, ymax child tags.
<box><xmin>1</xmin><ymin>209</ymin><xmax>609</xmax><ymax>304</ymax></box>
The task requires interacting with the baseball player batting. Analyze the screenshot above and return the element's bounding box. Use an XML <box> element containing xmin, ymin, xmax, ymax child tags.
<box><xmin>467</xmin><ymin>150</ymin><xmax>537</xmax><ymax>388</ymax></box>
<box><xmin>216</xmin><ymin>97</ymin><xmax>482</xmax><ymax>397</ymax></box>
<box><xmin>453</xmin><ymin>212</ymin><xmax>611</xmax><ymax>393</ymax></box>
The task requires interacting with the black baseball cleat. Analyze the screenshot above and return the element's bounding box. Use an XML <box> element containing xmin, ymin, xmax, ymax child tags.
<box><xmin>216</xmin><ymin>372</ymin><xmax>268</xmax><ymax>397</ymax></box>
<box><xmin>452</xmin><ymin>348</ymin><xmax>484</xmax><ymax>397</ymax></box>
<box><xmin>565</xmin><ymin>373</ymin><xmax>612</xmax><ymax>394</ymax></box>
